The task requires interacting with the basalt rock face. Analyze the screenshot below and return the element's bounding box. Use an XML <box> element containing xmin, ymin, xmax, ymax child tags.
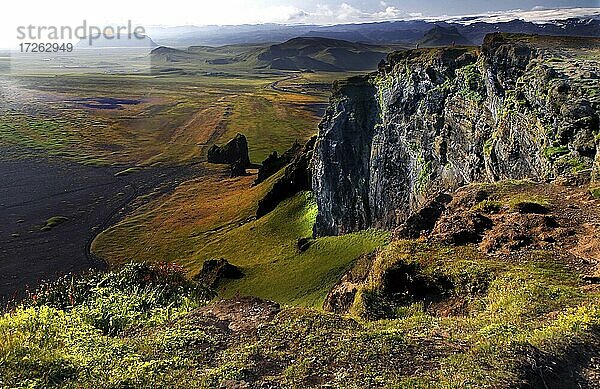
<box><xmin>312</xmin><ymin>33</ymin><xmax>600</xmax><ymax>236</ymax></box>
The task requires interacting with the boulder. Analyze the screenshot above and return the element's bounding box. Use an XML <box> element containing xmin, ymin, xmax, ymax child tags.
<box><xmin>195</xmin><ymin>259</ymin><xmax>244</xmax><ymax>288</ymax></box>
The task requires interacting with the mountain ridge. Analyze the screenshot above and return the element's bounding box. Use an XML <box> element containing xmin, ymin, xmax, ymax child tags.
<box><xmin>147</xmin><ymin>17</ymin><xmax>600</xmax><ymax>47</ymax></box>
<box><xmin>151</xmin><ymin>37</ymin><xmax>402</xmax><ymax>72</ymax></box>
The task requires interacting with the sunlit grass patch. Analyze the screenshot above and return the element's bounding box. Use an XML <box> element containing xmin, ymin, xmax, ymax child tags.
<box><xmin>92</xmin><ymin>165</ymin><xmax>270</xmax><ymax>266</ymax></box>
<box><xmin>222</xmin><ymin>93</ymin><xmax>320</xmax><ymax>162</ymax></box>
<box><xmin>1</xmin><ymin>71</ymin><xmax>331</xmax><ymax>167</ymax></box>
<box><xmin>0</xmin><ymin>262</ymin><xmax>213</xmax><ymax>388</ymax></box>
<box><xmin>206</xmin><ymin>192</ymin><xmax>389</xmax><ymax>307</ymax></box>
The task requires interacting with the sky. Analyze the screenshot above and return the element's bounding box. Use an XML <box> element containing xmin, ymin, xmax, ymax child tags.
<box><xmin>0</xmin><ymin>0</ymin><xmax>598</xmax><ymax>47</ymax></box>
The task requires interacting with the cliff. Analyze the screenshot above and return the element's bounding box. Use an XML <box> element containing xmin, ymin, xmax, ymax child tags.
<box><xmin>312</xmin><ymin>33</ymin><xmax>600</xmax><ymax>236</ymax></box>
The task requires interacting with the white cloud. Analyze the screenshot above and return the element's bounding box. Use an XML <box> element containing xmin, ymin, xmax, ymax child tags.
<box><xmin>1</xmin><ymin>1</ymin><xmax>598</xmax><ymax>48</ymax></box>
<box><xmin>434</xmin><ymin>7</ymin><xmax>600</xmax><ymax>24</ymax></box>
<box><xmin>275</xmin><ymin>2</ymin><xmax>418</xmax><ymax>24</ymax></box>
<box><xmin>257</xmin><ymin>5</ymin><xmax>309</xmax><ymax>23</ymax></box>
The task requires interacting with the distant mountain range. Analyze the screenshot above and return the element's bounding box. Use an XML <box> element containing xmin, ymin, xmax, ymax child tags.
<box><xmin>148</xmin><ymin>16</ymin><xmax>600</xmax><ymax>73</ymax></box>
<box><xmin>255</xmin><ymin>37</ymin><xmax>396</xmax><ymax>71</ymax></box>
<box><xmin>151</xmin><ymin>37</ymin><xmax>399</xmax><ymax>72</ymax></box>
<box><xmin>147</xmin><ymin>17</ymin><xmax>600</xmax><ymax>48</ymax></box>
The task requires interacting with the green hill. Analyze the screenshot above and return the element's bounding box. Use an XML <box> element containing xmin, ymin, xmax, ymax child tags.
<box><xmin>151</xmin><ymin>37</ymin><xmax>401</xmax><ymax>72</ymax></box>
<box><xmin>418</xmin><ymin>25</ymin><xmax>473</xmax><ymax>47</ymax></box>
<box><xmin>257</xmin><ymin>37</ymin><xmax>396</xmax><ymax>71</ymax></box>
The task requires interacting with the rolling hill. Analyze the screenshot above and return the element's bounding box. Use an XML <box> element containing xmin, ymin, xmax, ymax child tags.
<box><xmin>256</xmin><ymin>37</ymin><xmax>397</xmax><ymax>71</ymax></box>
<box><xmin>417</xmin><ymin>25</ymin><xmax>474</xmax><ymax>47</ymax></box>
<box><xmin>151</xmin><ymin>37</ymin><xmax>403</xmax><ymax>72</ymax></box>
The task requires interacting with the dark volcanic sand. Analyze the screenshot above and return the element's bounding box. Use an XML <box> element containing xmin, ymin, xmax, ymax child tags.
<box><xmin>0</xmin><ymin>152</ymin><xmax>203</xmax><ymax>303</ymax></box>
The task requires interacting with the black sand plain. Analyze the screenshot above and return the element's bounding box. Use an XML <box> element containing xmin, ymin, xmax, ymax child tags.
<box><xmin>0</xmin><ymin>150</ymin><xmax>202</xmax><ymax>303</ymax></box>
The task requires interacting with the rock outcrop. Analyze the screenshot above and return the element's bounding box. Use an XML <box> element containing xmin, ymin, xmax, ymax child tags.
<box><xmin>312</xmin><ymin>34</ymin><xmax>600</xmax><ymax>236</ymax></box>
<box><xmin>254</xmin><ymin>141</ymin><xmax>303</xmax><ymax>185</ymax></box>
<box><xmin>195</xmin><ymin>259</ymin><xmax>244</xmax><ymax>288</ymax></box>
<box><xmin>208</xmin><ymin>133</ymin><xmax>251</xmax><ymax>172</ymax></box>
<box><xmin>257</xmin><ymin>136</ymin><xmax>316</xmax><ymax>218</ymax></box>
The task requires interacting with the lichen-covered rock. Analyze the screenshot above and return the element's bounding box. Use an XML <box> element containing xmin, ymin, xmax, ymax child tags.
<box><xmin>312</xmin><ymin>34</ymin><xmax>600</xmax><ymax>236</ymax></box>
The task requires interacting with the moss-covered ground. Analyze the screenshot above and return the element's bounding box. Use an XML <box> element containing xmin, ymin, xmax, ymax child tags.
<box><xmin>3</xmin><ymin>236</ymin><xmax>598</xmax><ymax>388</ymax></box>
<box><xmin>93</xmin><ymin>170</ymin><xmax>389</xmax><ymax>308</ymax></box>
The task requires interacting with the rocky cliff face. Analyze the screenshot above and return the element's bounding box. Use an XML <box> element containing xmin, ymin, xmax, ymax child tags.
<box><xmin>312</xmin><ymin>33</ymin><xmax>600</xmax><ymax>236</ymax></box>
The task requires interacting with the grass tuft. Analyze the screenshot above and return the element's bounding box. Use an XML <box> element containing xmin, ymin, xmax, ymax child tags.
<box><xmin>41</xmin><ymin>216</ymin><xmax>69</xmax><ymax>231</ymax></box>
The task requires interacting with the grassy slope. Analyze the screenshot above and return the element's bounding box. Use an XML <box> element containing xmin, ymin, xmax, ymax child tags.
<box><xmin>93</xmin><ymin>169</ymin><xmax>389</xmax><ymax>308</ymax></box>
<box><xmin>222</xmin><ymin>91</ymin><xmax>319</xmax><ymax>163</ymax></box>
<box><xmin>355</xmin><ymin>241</ymin><xmax>600</xmax><ymax>387</ymax></box>
<box><xmin>2</xmin><ymin>238</ymin><xmax>597</xmax><ymax>388</ymax></box>
<box><xmin>0</xmin><ymin>71</ymin><xmax>326</xmax><ymax>166</ymax></box>
<box><xmin>196</xmin><ymin>192</ymin><xmax>389</xmax><ymax>307</ymax></box>
<box><xmin>92</xmin><ymin>165</ymin><xmax>271</xmax><ymax>265</ymax></box>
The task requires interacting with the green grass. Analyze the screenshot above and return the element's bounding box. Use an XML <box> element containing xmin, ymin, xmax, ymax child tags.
<box><xmin>542</xmin><ymin>145</ymin><xmax>569</xmax><ymax>159</ymax></box>
<box><xmin>472</xmin><ymin>199</ymin><xmax>503</xmax><ymax>214</ymax></box>
<box><xmin>471</xmin><ymin>180</ymin><xmax>552</xmax><ymax>212</ymax></box>
<box><xmin>1</xmin><ymin>70</ymin><xmax>329</xmax><ymax>167</ymax></box>
<box><xmin>40</xmin><ymin>216</ymin><xmax>69</xmax><ymax>231</ymax></box>
<box><xmin>95</xmin><ymin>177</ymin><xmax>389</xmax><ymax>308</ymax></box>
<box><xmin>196</xmin><ymin>192</ymin><xmax>390</xmax><ymax>307</ymax></box>
<box><xmin>506</xmin><ymin>193</ymin><xmax>551</xmax><ymax>211</ymax></box>
<box><xmin>92</xmin><ymin>167</ymin><xmax>279</xmax><ymax>267</ymax></box>
<box><xmin>3</xmin><ymin>241</ymin><xmax>597</xmax><ymax>388</ymax></box>
<box><xmin>591</xmin><ymin>186</ymin><xmax>600</xmax><ymax>199</ymax></box>
<box><xmin>0</xmin><ymin>263</ymin><xmax>213</xmax><ymax>388</ymax></box>
<box><xmin>342</xmin><ymin>241</ymin><xmax>599</xmax><ymax>386</ymax></box>
<box><xmin>221</xmin><ymin>94</ymin><xmax>319</xmax><ymax>163</ymax></box>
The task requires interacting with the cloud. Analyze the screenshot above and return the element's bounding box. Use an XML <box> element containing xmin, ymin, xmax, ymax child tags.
<box><xmin>277</xmin><ymin>2</ymin><xmax>420</xmax><ymax>24</ymax></box>
<box><xmin>210</xmin><ymin>3</ymin><xmax>598</xmax><ymax>26</ymax></box>
<box><xmin>258</xmin><ymin>5</ymin><xmax>310</xmax><ymax>23</ymax></box>
<box><xmin>435</xmin><ymin>7</ymin><xmax>600</xmax><ymax>24</ymax></box>
<box><xmin>286</xmin><ymin>10</ymin><xmax>310</xmax><ymax>21</ymax></box>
